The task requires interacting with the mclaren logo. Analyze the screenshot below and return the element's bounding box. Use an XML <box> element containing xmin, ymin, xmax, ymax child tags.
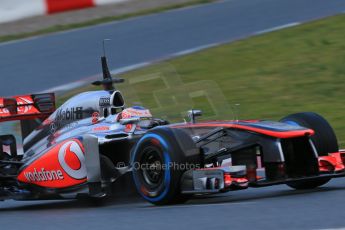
<box><xmin>58</xmin><ymin>140</ymin><xmax>87</xmax><ymax>180</ymax></box>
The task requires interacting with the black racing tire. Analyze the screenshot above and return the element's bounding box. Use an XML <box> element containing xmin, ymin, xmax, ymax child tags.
<box><xmin>131</xmin><ymin>127</ymin><xmax>201</xmax><ymax>205</ymax></box>
<box><xmin>285</xmin><ymin>178</ymin><xmax>331</xmax><ymax>190</ymax></box>
<box><xmin>280</xmin><ymin>112</ymin><xmax>338</xmax><ymax>189</ymax></box>
<box><xmin>280</xmin><ymin>112</ymin><xmax>338</xmax><ymax>156</ymax></box>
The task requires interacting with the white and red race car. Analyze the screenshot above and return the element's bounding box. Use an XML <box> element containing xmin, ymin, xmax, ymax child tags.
<box><xmin>0</xmin><ymin>55</ymin><xmax>344</xmax><ymax>205</ymax></box>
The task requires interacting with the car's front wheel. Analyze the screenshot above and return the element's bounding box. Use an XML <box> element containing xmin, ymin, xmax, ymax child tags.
<box><xmin>280</xmin><ymin>112</ymin><xmax>338</xmax><ymax>189</ymax></box>
<box><xmin>131</xmin><ymin>127</ymin><xmax>201</xmax><ymax>205</ymax></box>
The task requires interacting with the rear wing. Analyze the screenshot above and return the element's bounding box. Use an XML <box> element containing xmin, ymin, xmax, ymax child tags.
<box><xmin>0</xmin><ymin>93</ymin><xmax>55</xmax><ymax>122</ymax></box>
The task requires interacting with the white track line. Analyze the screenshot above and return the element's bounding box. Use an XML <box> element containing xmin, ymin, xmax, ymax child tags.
<box><xmin>41</xmin><ymin>21</ymin><xmax>304</xmax><ymax>94</ymax></box>
<box><xmin>41</xmin><ymin>81</ymin><xmax>86</xmax><ymax>93</ymax></box>
<box><xmin>254</xmin><ymin>22</ymin><xmax>300</xmax><ymax>35</ymax></box>
<box><xmin>170</xmin><ymin>43</ymin><xmax>218</xmax><ymax>57</ymax></box>
<box><xmin>111</xmin><ymin>62</ymin><xmax>151</xmax><ymax>74</ymax></box>
<box><xmin>39</xmin><ymin>62</ymin><xmax>151</xmax><ymax>94</ymax></box>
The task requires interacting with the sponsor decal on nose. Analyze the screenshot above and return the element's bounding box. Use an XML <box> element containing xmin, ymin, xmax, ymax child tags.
<box><xmin>24</xmin><ymin>168</ymin><xmax>64</xmax><ymax>182</ymax></box>
<box><xmin>58</xmin><ymin>140</ymin><xmax>87</xmax><ymax>180</ymax></box>
<box><xmin>64</xmin><ymin>143</ymin><xmax>82</xmax><ymax>170</ymax></box>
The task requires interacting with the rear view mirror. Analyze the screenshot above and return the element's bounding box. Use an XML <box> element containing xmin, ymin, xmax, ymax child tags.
<box><xmin>188</xmin><ymin>109</ymin><xmax>202</xmax><ymax>123</ymax></box>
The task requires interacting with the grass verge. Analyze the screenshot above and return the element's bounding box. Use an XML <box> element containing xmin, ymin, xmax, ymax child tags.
<box><xmin>58</xmin><ymin>14</ymin><xmax>345</xmax><ymax>146</ymax></box>
<box><xmin>0</xmin><ymin>0</ymin><xmax>215</xmax><ymax>43</ymax></box>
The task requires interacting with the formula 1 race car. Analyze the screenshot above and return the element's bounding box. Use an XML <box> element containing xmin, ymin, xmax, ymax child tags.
<box><xmin>1</xmin><ymin>54</ymin><xmax>345</xmax><ymax>206</ymax></box>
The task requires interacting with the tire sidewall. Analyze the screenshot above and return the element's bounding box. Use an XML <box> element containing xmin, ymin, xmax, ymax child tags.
<box><xmin>131</xmin><ymin>128</ymin><xmax>200</xmax><ymax>205</ymax></box>
<box><xmin>132</xmin><ymin>133</ymin><xmax>174</xmax><ymax>203</ymax></box>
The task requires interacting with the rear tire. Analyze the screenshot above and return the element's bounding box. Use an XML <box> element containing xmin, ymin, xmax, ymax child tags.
<box><xmin>280</xmin><ymin>112</ymin><xmax>338</xmax><ymax>189</ymax></box>
<box><xmin>131</xmin><ymin>127</ymin><xmax>201</xmax><ymax>205</ymax></box>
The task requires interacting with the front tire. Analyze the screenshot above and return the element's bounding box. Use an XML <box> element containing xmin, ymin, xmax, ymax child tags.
<box><xmin>280</xmin><ymin>112</ymin><xmax>338</xmax><ymax>189</ymax></box>
<box><xmin>131</xmin><ymin>127</ymin><xmax>201</xmax><ymax>205</ymax></box>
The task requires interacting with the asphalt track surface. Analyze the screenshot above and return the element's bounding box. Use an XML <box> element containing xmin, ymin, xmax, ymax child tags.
<box><xmin>1</xmin><ymin>179</ymin><xmax>345</xmax><ymax>230</ymax></box>
<box><xmin>1</xmin><ymin>0</ymin><xmax>345</xmax><ymax>96</ymax></box>
<box><xmin>2</xmin><ymin>0</ymin><xmax>345</xmax><ymax>229</ymax></box>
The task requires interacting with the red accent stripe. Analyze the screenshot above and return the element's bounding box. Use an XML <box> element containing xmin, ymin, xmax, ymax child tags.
<box><xmin>45</xmin><ymin>0</ymin><xmax>94</xmax><ymax>14</ymax></box>
<box><xmin>172</xmin><ymin>123</ymin><xmax>314</xmax><ymax>139</ymax></box>
<box><xmin>319</xmin><ymin>152</ymin><xmax>345</xmax><ymax>172</ymax></box>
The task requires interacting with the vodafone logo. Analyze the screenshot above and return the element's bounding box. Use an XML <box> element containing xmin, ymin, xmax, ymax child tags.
<box><xmin>58</xmin><ymin>140</ymin><xmax>87</xmax><ymax>180</ymax></box>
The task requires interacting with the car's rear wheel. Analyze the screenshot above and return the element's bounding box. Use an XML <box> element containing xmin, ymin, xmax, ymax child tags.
<box><xmin>131</xmin><ymin>127</ymin><xmax>201</xmax><ymax>205</ymax></box>
<box><xmin>280</xmin><ymin>112</ymin><xmax>338</xmax><ymax>189</ymax></box>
